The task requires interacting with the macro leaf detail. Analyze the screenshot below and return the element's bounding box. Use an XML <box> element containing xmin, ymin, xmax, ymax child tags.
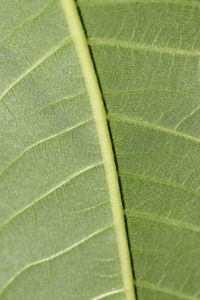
<box><xmin>0</xmin><ymin>0</ymin><xmax>200</xmax><ymax>299</ymax></box>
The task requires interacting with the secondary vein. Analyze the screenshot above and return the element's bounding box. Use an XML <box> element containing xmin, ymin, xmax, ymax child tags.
<box><xmin>0</xmin><ymin>37</ymin><xmax>72</xmax><ymax>102</ymax></box>
<box><xmin>108</xmin><ymin>113</ymin><xmax>200</xmax><ymax>145</ymax></box>
<box><xmin>0</xmin><ymin>225</ymin><xmax>113</xmax><ymax>298</ymax></box>
<box><xmin>0</xmin><ymin>162</ymin><xmax>103</xmax><ymax>230</ymax></box>
<box><xmin>89</xmin><ymin>37</ymin><xmax>200</xmax><ymax>58</ymax></box>
<box><xmin>60</xmin><ymin>0</ymin><xmax>136</xmax><ymax>299</ymax></box>
<box><xmin>136</xmin><ymin>280</ymin><xmax>195</xmax><ymax>300</ymax></box>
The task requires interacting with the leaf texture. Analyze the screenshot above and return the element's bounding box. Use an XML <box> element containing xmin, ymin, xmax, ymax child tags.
<box><xmin>0</xmin><ymin>0</ymin><xmax>200</xmax><ymax>299</ymax></box>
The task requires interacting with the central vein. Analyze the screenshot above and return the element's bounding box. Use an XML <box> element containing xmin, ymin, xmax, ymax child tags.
<box><xmin>60</xmin><ymin>0</ymin><xmax>136</xmax><ymax>299</ymax></box>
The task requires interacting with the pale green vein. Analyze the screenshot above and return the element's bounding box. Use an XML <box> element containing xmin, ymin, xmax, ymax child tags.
<box><xmin>104</xmin><ymin>88</ymin><xmax>185</xmax><ymax>98</ymax></box>
<box><xmin>91</xmin><ymin>289</ymin><xmax>124</xmax><ymax>300</ymax></box>
<box><xmin>0</xmin><ymin>225</ymin><xmax>113</xmax><ymax>298</ymax></box>
<box><xmin>126</xmin><ymin>209</ymin><xmax>200</xmax><ymax>233</ymax></box>
<box><xmin>0</xmin><ymin>118</ymin><xmax>93</xmax><ymax>180</ymax></box>
<box><xmin>71</xmin><ymin>200</ymin><xmax>109</xmax><ymax>216</ymax></box>
<box><xmin>0</xmin><ymin>37</ymin><xmax>72</xmax><ymax>102</ymax></box>
<box><xmin>0</xmin><ymin>162</ymin><xmax>103</xmax><ymax>230</ymax></box>
<box><xmin>96</xmin><ymin>272</ymin><xmax>119</xmax><ymax>279</ymax></box>
<box><xmin>60</xmin><ymin>0</ymin><xmax>136</xmax><ymax>299</ymax></box>
<box><xmin>79</xmin><ymin>0</ymin><xmax>200</xmax><ymax>9</ymax></box>
<box><xmin>136</xmin><ymin>280</ymin><xmax>195</xmax><ymax>300</ymax></box>
<box><xmin>0</xmin><ymin>0</ymin><xmax>56</xmax><ymax>45</ymax></box>
<box><xmin>31</xmin><ymin>91</ymin><xmax>87</xmax><ymax>115</ymax></box>
<box><xmin>89</xmin><ymin>38</ymin><xmax>200</xmax><ymax>58</ymax></box>
<box><xmin>120</xmin><ymin>172</ymin><xmax>200</xmax><ymax>200</ymax></box>
<box><xmin>108</xmin><ymin>113</ymin><xmax>200</xmax><ymax>145</ymax></box>
<box><xmin>174</xmin><ymin>104</ymin><xmax>200</xmax><ymax>130</ymax></box>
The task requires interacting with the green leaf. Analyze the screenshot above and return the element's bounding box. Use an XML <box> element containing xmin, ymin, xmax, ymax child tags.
<box><xmin>0</xmin><ymin>0</ymin><xmax>200</xmax><ymax>299</ymax></box>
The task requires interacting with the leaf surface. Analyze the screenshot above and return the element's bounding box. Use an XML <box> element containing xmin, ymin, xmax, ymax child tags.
<box><xmin>0</xmin><ymin>0</ymin><xmax>200</xmax><ymax>299</ymax></box>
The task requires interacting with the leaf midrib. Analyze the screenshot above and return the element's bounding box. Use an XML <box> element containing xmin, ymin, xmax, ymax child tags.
<box><xmin>60</xmin><ymin>0</ymin><xmax>136</xmax><ymax>299</ymax></box>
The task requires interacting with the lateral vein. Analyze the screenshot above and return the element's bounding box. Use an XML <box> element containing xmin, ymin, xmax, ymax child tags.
<box><xmin>80</xmin><ymin>0</ymin><xmax>200</xmax><ymax>9</ymax></box>
<box><xmin>91</xmin><ymin>289</ymin><xmax>124</xmax><ymax>300</ymax></box>
<box><xmin>126</xmin><ymin>209</ymin><xmax>200</xmax><ymax>233</ymax></box>
<box><xmin>0</xmin><ymin>225</ymin><xmax>113</xmax><ymax>298</ymax></box>
<box><xmin>0</xmin><ymin>162</ymin><xmax>103</xmax><ymax>230</ymax></box>
<box><xmin>136</xmin><ymin>280</ymin><xmax>195</xmax><ymax>300</ymax></box>
<box><xmin>0</xmin><ymin>0</ymin><xmax>56</xmax><ymax>45</ymax></box>
<box><xmin>0</xmin><ymin>118</ymin><xmax>93</xmax><ymax>180</ymax></box>
<box><xmin>89</xmin><ymin>38</ymin><xmax>200</xmax><ymax>58</ymax></box>
<box><xmin>0</xmin><ymin>37</ymin><xmax>72</xmax><ymax>102</ymax></box>
<box><xmin>108</xmin><ymin>113</ymin><xmax>200</xmax><ymax>145</ymax></box>
<box><xmin>121</xmin><ymin>172</ymin><xmax>200</xmax><ymax>200</ymax></box>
